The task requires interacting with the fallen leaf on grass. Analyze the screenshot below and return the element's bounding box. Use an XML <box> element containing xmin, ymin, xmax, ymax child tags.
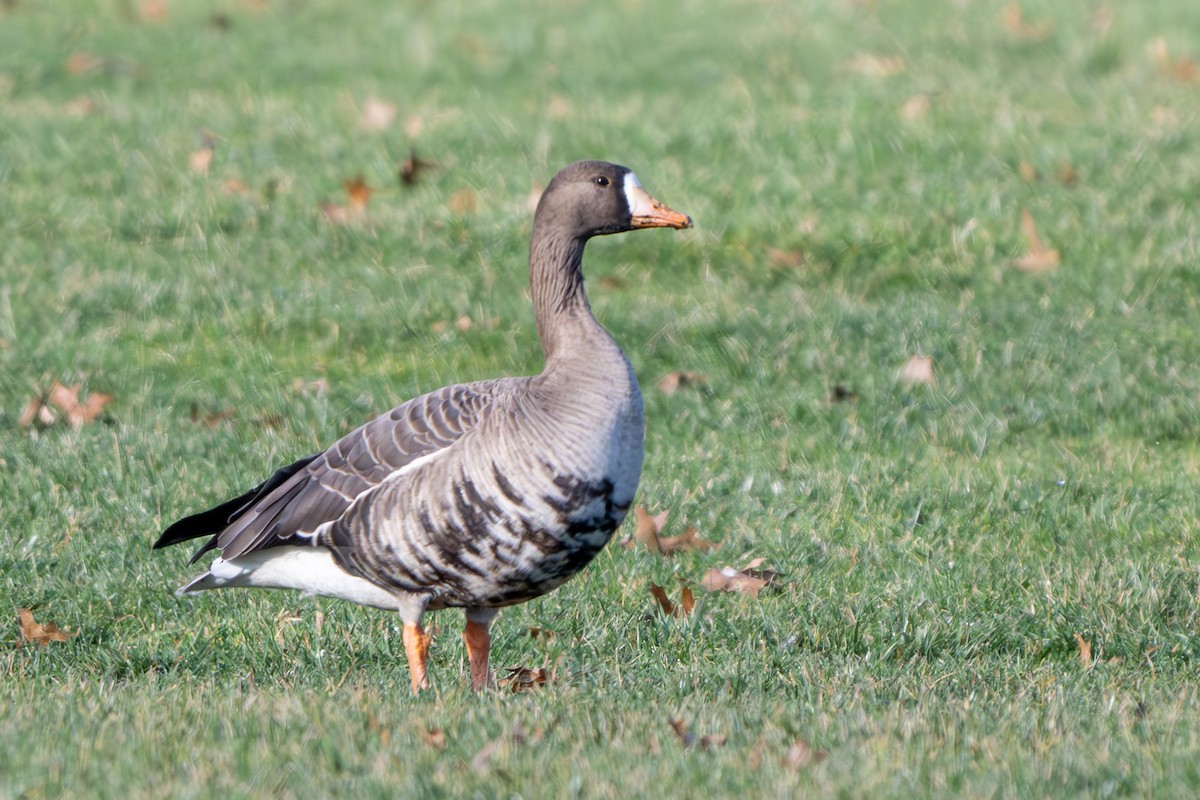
<box><xmin>399</xmin><ymin>151</ymin><xmax>438</xmax><ymax>186</ymax></box>
<box><xmin>830</xmin><ymin>384</ymin><xmax>859</xmax><ymax>403</ymax></box>
<box><xmin>359</xmin><ymin>96</ymin><xmax>398</xmax><ymax>132</ymax></box>
<box><xmin>17</xmin><ymin>608</ymin><xmax>77</xmax><ymax>646</ymax></box>
<box><xmin>320</xmin><ymin>175</ymin><xmax>374</xmax><ymax>223</ymax></box>
<box><xmin>1149</xmin><ymin>37</ymin><xmax>1200</xmax><ymax>84</ymax></box>
<box><xmin>658</xmin><ymin>526</ymin><xmax>719</xmax><ymax>555</ymax></box>
<box><xmin>470</xmin><ymin>736</ymin><xmax>504</xmax><ymax>775</ymax></box>
<box><xmin>898</xmin><ymin>354</ymin><xmax>935</xmax><ymax>386</ymax></box>
<box><xmin>624</xmin><ymin>506</ymin><xmax>718</xmax><ymax>555</ymax></box>
<box><xmin>189</xmin><ymin>402</ymin><xmax>235</xmax><ymax>428</ymax></box>
<box><xmin>669</xmin><ymin>718</ymin><xmax>726</xmax><ymax>750</ymax></box>
<box><xmin>842</xmin><ymin>53</ymin><xmax>905</xmax><ymax>77</ymax></box>
<box><xmin>1057</xmin><ymin>161</ymin><xmax>1080</xmax><ymax>187</ymax></box>
<box><xmin>140</xmin><ymin>0</ymin><xmax>167</xmax><ymax>21</ymax></box>
<box><xmin>189</xmin><ymin>131</ymin><xmax>216</xmax><ymax>174</ymax></box>
<box><xmin>656</xmin><ymin>371</ymin><xmax>707</xmax><ymax>396</ymax></box>
<box><xmin>470</xmin><ymin>725</ymin><xmax>538</xmax><ymax>775</ymax></box>
<box><xmin>65</xmin><ymin>52</ymin><xmax>103</xmax><ymax>75</ymax></box>
<box><xmin>365</xmin><ymin>711</ymin><xmax>391</xmax><ymax>746</ymax></box>
<box><xmin>701</xmin><ymin>558</ymin><xmax>778</xmax><ymax>597</ymax></box>
<box><xmin>343</xmin><ymin>175</ymin><xmax>373</xmax><ymax>213</ymax></box>
<box><xmin>1014</xmin><ymin>208</ymin><xmax>1060</xmax><ymax>273</ymax></box>
<box><xmin>1017</xmin><ymin>160</ymin><xmax>1040</xmax><ymax>183</ymax></box>
<box><xmin>767</xmin><ymin>247</ymin><xmax>806</xmax><ymax>269</ymax></box>
<box><xmin>1001</xmin><ymin>3</ymin><xmax>1054</xmax><ymax>41</ymax></box>
<box><xmin>63</xmin><ymin>95</ymin><xmax>97</xmax><ymax>116</ymax></box>
<box><xmin>649</xmin><ymin>583</ymin><xmax>696</xmax><ymax>618</ymax></box>
<box><xmin>423</xmin><ymin>727</ymin><xmax>446</xmax><ymax>751</ymax></box>
<box><xmin>449</xmin><ymin>186</ymin><xmax>478</xmax><ymax>215</ymax></box>
<box><xmin>500</xmin><ymin>666</ymin><xmax>552</xmax><ymax>692</ymax></box>
<box><xmin>20</xmin><ymin>381</ymin><xmax>113</xmax><ymax>430</ymax></box>
<box><xmin>898</xmin><ymin>93</ymin><xmax>930</xmax><ymax>122</ymax></box>
<box><xmin>1075</xmin><ymin>633</ymin><xmax>1093</xmax><ymax>667</ymax></box>
<box><xmin>784</xmin><ymin>739</ymin><xmax>829</xmax><ymax>770</ymax></box>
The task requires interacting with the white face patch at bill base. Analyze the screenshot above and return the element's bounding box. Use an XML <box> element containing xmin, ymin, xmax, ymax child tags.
<box><xmin>622</xmin><ymin>171</ymin><xmax>644</xmax><ymax>211</ymax></box>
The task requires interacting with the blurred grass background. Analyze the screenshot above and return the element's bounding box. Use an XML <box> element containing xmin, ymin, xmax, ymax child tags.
<box><xmin>2</xmin><ymin>0</ymin><xmax>1200</xmax><ymax>797</ymax></box>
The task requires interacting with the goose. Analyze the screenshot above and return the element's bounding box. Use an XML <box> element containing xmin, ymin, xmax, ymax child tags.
<box><xmin>154</xmin><ymin>160</ymin><xmax>692</xmax><ymax>692</ymax></box>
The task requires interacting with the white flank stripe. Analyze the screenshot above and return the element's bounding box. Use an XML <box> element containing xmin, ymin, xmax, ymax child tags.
<box><xmin>181</xmin><ymin>548</ymin><xmax>402</xmax><ymax>611</ymax></box>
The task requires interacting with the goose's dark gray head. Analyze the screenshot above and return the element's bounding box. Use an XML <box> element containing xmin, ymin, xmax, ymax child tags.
<box><xmin>535</xmin><ymin>160</ymin><xmax>692</xmax><ymax>240</ymax></box>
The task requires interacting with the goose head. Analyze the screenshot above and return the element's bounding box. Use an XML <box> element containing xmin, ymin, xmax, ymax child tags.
<box><xmin>535</xmin><ymin>160</ymin><xmax>693</xmax><ymax>240</ymax></box>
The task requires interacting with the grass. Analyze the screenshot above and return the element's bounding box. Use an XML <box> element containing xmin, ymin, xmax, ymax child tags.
<box><xmin>3</xmin><ymin>0</ymin><xmax>1200</xmax><ymax>796</ymax></box>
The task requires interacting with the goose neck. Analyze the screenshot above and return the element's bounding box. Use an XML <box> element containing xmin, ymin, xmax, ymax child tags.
<box><xmin>530</xmin><ymin>231</ymin><xmax>597</xmax><ymax>358</ymax></box>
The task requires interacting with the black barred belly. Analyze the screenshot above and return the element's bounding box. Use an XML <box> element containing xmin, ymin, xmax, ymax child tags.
<box><xmin>326</xmin><ymin>471</ymin><xmax>633</xmax><ymax>610</ymax></box>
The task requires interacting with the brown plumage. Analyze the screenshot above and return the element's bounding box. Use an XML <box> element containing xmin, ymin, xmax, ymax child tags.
<box><xmin>155</xmin><ymin>160</ymin><xmax>692</xmax><ymax>691</ymax></box>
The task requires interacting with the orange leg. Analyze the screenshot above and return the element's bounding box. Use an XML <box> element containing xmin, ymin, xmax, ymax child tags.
<box><xmin>402</xmin><ymin>622</ymin><xmax>432</xmax><ymax>693</ymax></box>
<box><xmin>463</xmin><ymin>619</ymin><xmax>492</xmax><ymax>691</ymax></box>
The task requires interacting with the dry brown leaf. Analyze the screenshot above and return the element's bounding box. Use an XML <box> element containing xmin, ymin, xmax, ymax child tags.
<box><xmin>767</xmin><ymin>247</ymin><xmax>806</xmax><ymax>269</ymax></box>
<box><xmin>189</xmin><ymin>144</ymin><xmax>214</xmax><ymax>174</ymax></box>
<box><xmin>628</xmin><ymin>505</ymin><xmax>668</xmax><ymax>553</ymax></box>
<box><xmin>669</xmin><ymin>717</ymin><xmax>694</xmax><ymax>746</ymax></box>
<box><xmin>1150</xmin><ymin>38</ymin><xmax>1200</xmax><ymax>84</ymax></box>
<box><xmin>189</xmin><ymin>402</ymin><xmax>235</xmax><ymax>428</ymax></box>
<box><xmin>1057</xmin><ymin>161</ymin><xmax>1080</xmax><ymax>187</ymax></box>
<box><xmin>423</xmin><ymin>728</ymin><xmax>446</xmax><ymax>751</ymax></box>
<box><xmin>65</xmin><ymin>52</ymin><xmax>102</xmax><ymax>76</ymax></box>
<box><xmin>140</xmin><ymin>0</ymin><xmax>167</xmax><ymax>21</ymax></box>
<box><xmin>527</xmin><ymin>626</ymin><xmax>556</xmax><ymax>640</ymax></box>
<box><xmin>898</xmin><ymin>94</ymin><xmax>930</xmax><ymax>122</ymax></box>
<box><xmin>1017</xmin><ymin>160</ymin><xmax>1040</xmax><ymax>183</ymax></box>
<box><xmin>899</xmin><ymin>354</ymin><xmax>935</xmax><ymax>386</ymax></box>
<box><xmin>701</xmin><ymin>560</ymin><xmax>777</xmax><ymax>597</ymax></box>
<box><xmin>843</xmin><ymin>53</ymin><xmax>906</xmax><ymax>77</ymax></box>
<box><xmin>1001</xmin><ymin>3</ymin><xmax>1054</xmax><ymax>40</ymax></box>
<box><xmin>449</xmin><ymin>186</ymin><xmax>478</xmax><ymax>215</ymax></box>
<box><xmin>343</xmin><ymin>175</ymin><xmax>373</xmax><ymax>213</ymax></box>
<box><xmin>359</xmin><ymin>96</ymin><xmax>398</xmax><ymax>132</ymax></box>
<box><xmin>18</xmin><ymin>396</ymin><xmax>56</xmax><ymax>428</ymax></box>
<box><xmin>63</xmin><ymin>95</ymin><xmax>97</xmax><ymax>116</ymax></box>
<box><xmin>649</xmin><ymin>583</ymin><xmax>695</xmax><ymax>618</ymax></box>
<box><xmin>501</xmin><ymin>666</ymin><xmax>552</xmax><ymax>692</ymax></box>
<box><xmin>658</xmin><ymin>526</ymin><xmax>720</xmax><ymax>555</ymax></box>
<box><xmin>470</xmin><ymin>736</ymin><xmax>504</xmax><ymax>775</ymax></box>
<box><xmin>546</xmin><ymin>94</ymin><xmax>572</xmax><ymax>119</ymax></box>
<box><xmin>1014</xmin><ymin>208</ymin><xmax>1060</xmax><ymax>272</ymax></box>
<box><xmin>656</xmin><ymin>370</ymin><xmax>707</xmax><ymax>397</ymax></box>
<box><xmin>222</xmin><ymin>178</ymin><xmax>253</xmax><ymax>197</ymax></box>
<box><xmin>364</xmin><ymin>711</ymin><xmax>391</xmax><ymax>746</ymax></box>
<box><xmin>17</xmin><ymin>608</ymin><xmax>77</xmax><ymax>646</ymax></box>
<box><xmin>26</xmin><ymin>380</ymin><xmax>113</xmax><ymax>430</ymax></box>
<box><xmin>784</xmin><ymin>739</ymin><xmax>829</xmax><ymax>770</ymax></box>
<box><xmin>596</xmin><ymin>275</ymin><xmax>629</xmax><ymax>290</ymax></box>
<box><xmin>830</xmin><ymin>384</ymin><xmax>859</xmax><ymax>403</ymax></box>
<box><xmin>1075</xmin><ymin>633</ymin><xmax>1093</xmax><ymax>667</ymax></box>
<box><xmin>399</xmin><ymin>151</ymin><xmax>438</xmax><ymax>186</ymax></box>
<box><xmin>668</xmin><ymin>718</ymin><xmax>725</xmax><ymax>750</ymax></box>
<box><xmin>319</xmin><ymin>202</ymin><xmax>352</xmax><ymax>224</ymax></box>
<box><xmin>625</xmin><ymin>506</ymin><xmax>717</xmax><ymax>555</ymax></box>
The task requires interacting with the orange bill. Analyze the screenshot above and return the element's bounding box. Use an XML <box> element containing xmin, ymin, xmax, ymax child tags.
<box><xmin>628</xmin><ymin>183</ymin><xmax>693</xmax><ymax>230</ymax></box>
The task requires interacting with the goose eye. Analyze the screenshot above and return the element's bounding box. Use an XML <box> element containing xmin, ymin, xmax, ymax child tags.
<box><xmin>593</xmin><ymin>175</ymin><xmax>610</xmax><ymax>187</ymax></box>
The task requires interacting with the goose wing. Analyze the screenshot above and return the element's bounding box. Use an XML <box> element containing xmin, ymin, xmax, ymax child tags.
<box><xmin>155</xmin><ymin>381</ymin><xmax>504</xmax><ymax>563</ymax></box>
